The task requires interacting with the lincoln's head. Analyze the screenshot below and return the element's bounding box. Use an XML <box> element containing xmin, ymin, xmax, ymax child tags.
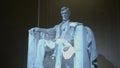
<box><xmin>61</xmin><ymin>6</ymin><xmax>71</xmax><ymax>21</ymax></box>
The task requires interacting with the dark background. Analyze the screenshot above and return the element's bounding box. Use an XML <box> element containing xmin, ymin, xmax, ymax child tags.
<box><xmin>1</xmin><ymin>0</ymin><xmax>120</xmax><ymax>68</ymax></box>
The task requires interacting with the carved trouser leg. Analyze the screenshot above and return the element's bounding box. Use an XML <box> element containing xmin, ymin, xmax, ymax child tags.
<box><xmin>34</xmin><ymin>39</ymin><xmax>45</xmax><ymax>68</ymax></box>
<box><xmin>55</xmin><ymin>41</ymin><xmax>63</xmax><ymax>68</ymax></box>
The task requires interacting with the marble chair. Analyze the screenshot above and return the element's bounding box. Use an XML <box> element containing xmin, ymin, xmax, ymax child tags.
<box><xmin>27</xmin><ymin>22</ymin><xmax>98</xmax><ymax>68</ymax></box>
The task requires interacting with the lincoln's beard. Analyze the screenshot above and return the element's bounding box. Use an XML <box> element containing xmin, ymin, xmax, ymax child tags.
<box><xmin>62</xmin><ymin>17</ymin><xmax>69</xmax><ymax>21</ymax></box>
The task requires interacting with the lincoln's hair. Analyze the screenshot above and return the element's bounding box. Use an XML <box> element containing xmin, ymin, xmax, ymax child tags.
<box><xmin>61</xmin><ymin>6</ymin><xmax>71</xmax><ymax>15</ymax></box>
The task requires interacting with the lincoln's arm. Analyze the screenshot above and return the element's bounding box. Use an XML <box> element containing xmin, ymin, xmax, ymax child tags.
<box><xmin>37</xmin><ymin>27</ymin><xmax>55</xmax><ymax>33</ymax></box>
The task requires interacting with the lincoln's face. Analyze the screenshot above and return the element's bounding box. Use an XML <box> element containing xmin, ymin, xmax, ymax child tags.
<box><xmin>61</xmin><ymin>9</ymin><xmax>70</xmax><ymax>21</ymax></box>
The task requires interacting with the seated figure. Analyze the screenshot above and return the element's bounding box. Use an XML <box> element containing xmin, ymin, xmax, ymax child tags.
<box><xmin>27</xmin><ymin>6</ymin><xmax>98</xmax><ymax>68</ymax></box>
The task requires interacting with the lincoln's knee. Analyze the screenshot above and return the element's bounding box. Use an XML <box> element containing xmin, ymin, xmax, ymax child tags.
<box><xmin>56</xmin><ymin>40</ymin><xmax>63</xmax><ymax>46</ymax></box>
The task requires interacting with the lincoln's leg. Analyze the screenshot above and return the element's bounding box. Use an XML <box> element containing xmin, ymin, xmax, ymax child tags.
<box><xmin>34</xmin><ymin>39</ymin><xmax>45</xmax><ymax>68</ymax></box>
<box><xmin>55</xmin><ymin>42</ymin><xmax>63</xmax><ymax>68</ymax></box>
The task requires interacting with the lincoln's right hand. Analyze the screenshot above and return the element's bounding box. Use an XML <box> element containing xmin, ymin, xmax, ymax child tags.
<box><xmin>29</xmin><ymin>27</ymin><xmax>39</xmax><ymax>35</ymax></box>
<box><xmin>29</xmin><ymin>27</ymin><xmax>48</xmax><ymax>39</ymax></box>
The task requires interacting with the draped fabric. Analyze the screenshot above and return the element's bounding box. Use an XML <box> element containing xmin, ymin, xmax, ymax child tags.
<box><xmin>85</xmin><ymin>26</ymin><xmax>98</xmax><ymax>68</ymax></box>
<box><xmin>27</xmin><ymin>22</ymin><xmax>98</xmax><ymax>68</ymax></box>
